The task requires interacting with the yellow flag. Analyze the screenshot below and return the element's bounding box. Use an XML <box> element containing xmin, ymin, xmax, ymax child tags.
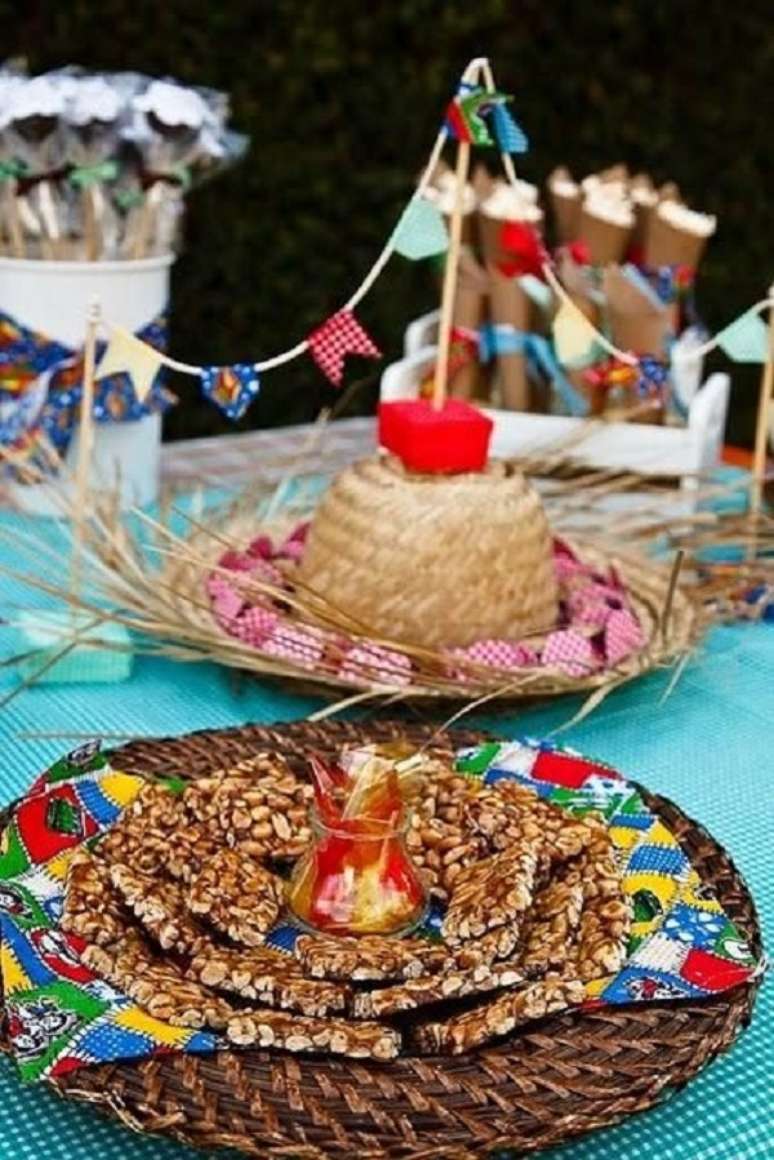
<box><xmin>96</xmin><ymin>326</ymin><xmax>163</xmax><ymax>402</ymax></box>
<box><xmin>552</xmin><ymin>299</ymin><xmax>598</xmax><ymax>366</ymax></box>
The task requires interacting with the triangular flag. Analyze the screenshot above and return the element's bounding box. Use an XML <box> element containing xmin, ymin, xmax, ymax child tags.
<box><xmin>96</xmin><ymin>326</ymin><xmax>163</xmax><ymax>402</ymax></box>
<box><xmin>715</xmin><ymin>308</ymin><xmax>770</xmax><ymax>363</ymax></box>
<box><xmin>392</xmin><ymin>197</ymin><xmax>448</xmax><ymax>261</ymax></box>
<box><xmin>552</xmin><ymin>300</ymin><xmax>599</xmax><ymax>367</ymax></box>
<box><xmin>307</xmin><ymin>309</ymin><xmax>381</xmax><ymax>386</ymax></box>
<box><xmin>200</xmin><ymin>364</ymin><xmax>260</xmax><ymax>420</ymax></box>
<box><xmin>491</xmin><ymin>103</ymin><xmax>529</xmax><ymax>154</ymax></box>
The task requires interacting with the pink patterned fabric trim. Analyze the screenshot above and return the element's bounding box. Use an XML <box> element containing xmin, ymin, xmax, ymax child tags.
<box><xmin>207</xmin><ymin>527</ymin><xmax>646</xmax><ymax>689</ymax></box>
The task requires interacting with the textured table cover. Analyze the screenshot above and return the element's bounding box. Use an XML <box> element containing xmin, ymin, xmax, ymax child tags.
<box><xmin>0</xmin><ymin>468</ymin><xmax>770</xmax><ymax>1158</ymax></box>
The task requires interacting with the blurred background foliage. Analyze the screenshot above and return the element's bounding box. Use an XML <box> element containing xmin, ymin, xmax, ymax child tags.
<box><xmin>2</xmin><ymin>0</ymin><xmax>772</xmax><ymax>444</ymax></box>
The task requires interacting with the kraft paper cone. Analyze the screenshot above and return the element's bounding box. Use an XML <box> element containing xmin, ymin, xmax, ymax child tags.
<box><xmin>449</xmin><ymin>250</ymin><xmax>488</xmax><ymax>400</ymax></box>
<box><xmin>550</xmin><ymin>191</ymin><xmax>581</xmax><ymax>243</ymax></box>
<box><xmin>603</xmin><ymin>265</ymin><xmax>670</xmax><ymax>356</ymax></box>
<box><xmin>557</xmin><ymin>250</ymin><xmax>600</xmax><ymax>326</ymax></box>
<box><xmin>471</xmin><ymin>163</ymin><xmax>496</xmax><ymax>203</ymax></box>
<box><xmin>643</xmin><ymin>212</ymin><xmax>710</xmax><ymax>269</ymax></box>
<box><xmin>579</xmin><ymin>208</ymin><xmax>632</xmax><ymax>266</ymax></box>
<box><xmin>487</xmin><ymin>262</ymin><xmax>530</xmax><ymax>411</ymax></box>
<box><xmin>547</xmin><ymin>167</ymin><xmax>581</xmax><ymax>243</ymax></box>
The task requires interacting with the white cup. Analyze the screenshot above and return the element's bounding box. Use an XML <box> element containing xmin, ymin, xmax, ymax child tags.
<box><xmin>0</xmin><ymin>254</ymin><xmax>173</xmax><ymax>514</ymax></box>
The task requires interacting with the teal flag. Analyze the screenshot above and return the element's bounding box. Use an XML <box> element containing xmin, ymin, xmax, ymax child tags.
<box><xmin>392</xmin><ymin>196</ymin><xmax>448</xmax><ymax>261</ymax></box>
<box><xmin>715</xmin><ymin>308</ymin><xmax>770</xmax><ymax>363</ymax></box>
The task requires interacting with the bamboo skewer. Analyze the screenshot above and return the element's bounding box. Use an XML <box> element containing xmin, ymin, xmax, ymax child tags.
<box><xmin>750</xmin><ymin>286</ymin><xmax>774</xmax><ymax>518</ymax></box>
<box><xmin>433</xmin><ymin>140</ymin><xmax>472</xmax><ymax>409</ymax></box>
<box><xmin>70</xmin><ymin>298</ymin><xmax>101</xmax><ymax>602</ymax></box>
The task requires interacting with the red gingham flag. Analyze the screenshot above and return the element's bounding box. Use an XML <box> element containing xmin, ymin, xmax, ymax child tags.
<box><xmin>307</xmin><ymin>309</ymin><xmax>381</xmax><ymax>386</ymax></box>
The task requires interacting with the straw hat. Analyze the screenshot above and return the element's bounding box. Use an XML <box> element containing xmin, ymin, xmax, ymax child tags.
<box><xmin>295</xmin><ymin>456</ymin><xmax>559</xmax><ymax>649</ymax></box>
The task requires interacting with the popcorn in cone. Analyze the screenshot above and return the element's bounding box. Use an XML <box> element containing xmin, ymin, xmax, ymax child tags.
<box><xmin>486</xmin><ymin>262</ymin><xmax>532</xmax><ymax>411</ymax></box>
<box><xmin>477</xmin><ymin>179</ymin><xmax>542</xmax><ymax>266</ymax></box>
<box><xmin>578</xmin><ymin>186</ymin><xmax>633</xmax><ymax>266</ymax></box>
<box><xmin>547</xmin><ymin>166</ymin><xmax>581</xmax><ymax>243</ymax></box>
<box><xmin>630</xmin><ymin>173</ymin><xmax>658</xmax><ymax>247</ymax></box>
<box><xmin>644</xmin><ymin>199</ymin><xmax>716</xmax><ymax>269</ymax></box>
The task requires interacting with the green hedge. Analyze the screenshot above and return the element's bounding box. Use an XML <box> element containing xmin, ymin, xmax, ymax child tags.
<box><xmin>6</xmin><ymin>0</ymin><xmax>771</xmax><ymax>444</ymax></box>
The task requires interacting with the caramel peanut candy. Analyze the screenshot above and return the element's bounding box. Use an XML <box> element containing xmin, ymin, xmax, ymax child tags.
<box><xmin>295</xmin><ymin>934</ymin><xmax>447</xmax><ymax>982</ymax></box>
<box><xmin>187</xmin><ymin>848</ymin><xmax>284</xmax><ymax>947</ymax></box>
<box><xmin>441</xmin><ymin>843</ymin><xmax>541</xmax><ymax>945</ymax></box>
<box><xmin>164</xmin><ymin>822</ymin><xmax>223</xmax><ymax>884</ymax></box>
<box><xmin>450</xmin><ymin>925</ymin><xmax>522</xmax><ymax>970</ymax></box>
<box><xmin>226</xmin><ymin>1009</ymin><xmax>400</xmax><ymax>1061</ymax></box>
<box><xmin>411</xmin><ymin>977</ymin><xmax>585</xmax><ymax>1055</ymax></box>
<box><xmin>82</xmin><ymin>931</ymin><xmax>233</xmax><ymax>1030</ymax></box>
<box><xmin>109</xmin><ymin>863</ymin><xmax>205</xmax><ymax>955</ymax></box>
<box><xmin>61</xmin><ymin>849</ymin><xmax>129</xmax><ymax>948</ymax></box>
<box><xmin>567</xmin><ymin>894</ymin><xmax>631</xmax><ymax>982</ymax></box>
<box><xmin>95</xmin><ymin>782</ymin><xmax>187</xmax><ymax>876</ymax></box>
<box><xmin>183</xmin><ymin>762</ymin><xmax>312</xmax><ymax>860</ymax></box>
<box><xmin>188</xmin><ymin>945</ymin><xmax>349</xmax><ymax>1017</ymax></box>
<box><xmin>351</xmin><ymin>960</ymin><xmax>525</xmax><ymax>1019</ymax></box>
<box><xmin>519</xmin><ymin>876</ymin><xmax>585</xmax><ymax>975</ymax></box>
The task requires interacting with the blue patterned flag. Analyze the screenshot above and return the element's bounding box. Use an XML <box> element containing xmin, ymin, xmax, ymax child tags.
<box><xmin>200</xmin><ymin>364</ymin><xmax>261</xmax><ymax>419</ymax></box>
<box><xmin>491</xmin><ymin>102</ymin><xmax>528</xmax><ymax>154</ymax></box>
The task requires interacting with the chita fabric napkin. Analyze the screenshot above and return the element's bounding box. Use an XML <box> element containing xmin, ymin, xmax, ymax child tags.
<box><xmin>0</xmin><ymin>739</ymin><xmax>759</xmax><ymax>1082</ymax></box>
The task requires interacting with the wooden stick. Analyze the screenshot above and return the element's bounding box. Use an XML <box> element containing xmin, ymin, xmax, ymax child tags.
<box><xmin>432</xmin><ymin>141</ymin><xmax>471</xmax><ymax>410</ymax></box>
<box><xmin>750</xmin><ymin>286</ymin><xmax>774</xmax><ymax>517</ymax></box>
<box><xmin>70</xmin><ymin>298</ymin><xmax>101</xmax><ymax>601</ymax></box>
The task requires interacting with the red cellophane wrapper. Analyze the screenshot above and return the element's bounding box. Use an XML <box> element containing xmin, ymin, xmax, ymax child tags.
<box><xmin>287</xmin><ymin>752</ymin><xmax>427</xmax><ymax>936</ymax></box>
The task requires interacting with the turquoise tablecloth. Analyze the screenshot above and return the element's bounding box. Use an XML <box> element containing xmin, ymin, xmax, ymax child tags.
<box><xmin>0</xmin><ymin>547</ymin><xmax>770</xmax><ymax>1158</ymax></box>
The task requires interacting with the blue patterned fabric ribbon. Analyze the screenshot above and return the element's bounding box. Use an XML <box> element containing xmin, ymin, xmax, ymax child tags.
<box><xmin>478</xmin><ymin>323</ymin><xmax>589</xmax><ymax>417</ymax></box>
<box><xmin>0</xmin><ymin>310</ymin><xmax>170</xmax><ymax>455</ymax></box>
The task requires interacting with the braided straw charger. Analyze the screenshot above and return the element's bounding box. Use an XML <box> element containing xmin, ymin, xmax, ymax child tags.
<box><xmin>2</xmin><ymin>721</ymin><xmax>760</xmax><ymax>1159</ymax></box>
<box><xmin>295</xmin><ymin>457</ymin><xmax>559</xmax><ymax>648</ymax></box>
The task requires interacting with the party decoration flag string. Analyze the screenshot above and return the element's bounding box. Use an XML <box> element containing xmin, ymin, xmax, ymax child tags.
<box><xmin>200</xmin><ymin>364</ymin><xmax>261</xmax><ymax>420</ymax></box>
<box><xmin>307</xmin><ymin>309</ymin><xmax>381</xmax><ymax>387</ymax></box>
<box><xmin>445</xmin><ymin>84</ymin><xmax>510</xmax><ymax>147</ymax></box>
<box><xmin>96</xmin><ymin>326</ymin><xmax>164</xmax><ymax>403</ymax></box>
<box><xmin>491</xmin><ymin>102</ymin><xmax>528</xmax><ymax>154</ymax></box>
<box><xmin>714</xmin><ymin>308</ymin><xmax>770</xmax><ymax>363</ymax></box>
<box><xmin>392</xmin><ymin>197</ymin><xmax>448</xmax><ymax>261</ymax></box>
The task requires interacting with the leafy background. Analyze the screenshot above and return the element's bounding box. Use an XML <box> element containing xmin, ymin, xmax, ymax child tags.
<box><xmin>2</xmin><ymin>0</ymin><xmax>771</xmax><ymax>444</ymax></box>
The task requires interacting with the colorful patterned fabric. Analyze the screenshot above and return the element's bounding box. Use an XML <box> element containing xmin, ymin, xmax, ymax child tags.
<box><xmin>200</xmin><ymin>363</ymin><xmax>261</xmax><ymax>420</ymax></box>
<box><xmin>0</xmin><ymin>742</ymin><xmax>216</xmax><ymax>1082</ymax></box>
<box><xmin>208</xmin><ymin>531</ymin><xmax>646</xmax><ymax>688</ymax></box>
<box><xmin>307</xmin><ymin>309</ymin><xmax>381</xmax><ymax>387</ymax></box>
<box><xmin>0</xmin><ymin>736</ymin><xmax>759</xmax><ymax>1084</ymax></box>
<box><xmin>0</xmin><ymin>309</ymin><xmax>170</xmax><ymax>458</ymax></box>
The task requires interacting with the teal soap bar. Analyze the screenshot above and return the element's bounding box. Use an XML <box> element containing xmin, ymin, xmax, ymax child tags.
<box><xmin>14</xmin><ymin>610</ymin><xmax>133</xmax><ymax>684</ymax></box>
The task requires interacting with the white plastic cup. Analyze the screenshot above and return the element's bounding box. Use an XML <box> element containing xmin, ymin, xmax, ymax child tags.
<box><xmin>0</xmin><ymin>254</ymin><xmax>173</xmax><ymax>514</ymax></box>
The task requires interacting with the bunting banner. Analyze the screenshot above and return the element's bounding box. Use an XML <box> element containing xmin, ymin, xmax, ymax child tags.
<box><xmin>96</xmin><ymin>327</ymin><xmax>164</xmax><ymax>403</ymax></box>
<box><xmin>445</xmin><ymin>85</ymin><xmax>510</xmax><ymax>147</ymax></box>
<box><xmin>552</xmin><ymin>299</ymin><xmax>600</xmax><ymax>368</ymax></box>
<box><xmin>307</xmin><ymin>309</ymin><xmax>381</xmax><ymax>387</ymax></box>
<box><xmin>0</xmin><ymin>310</ymin><xmax>170</xmax><ymax>457</ymax></box>
<box><xmin>200</xmin><ymin>364</ymin><xmax>261</xmax><ymax>420</ymax></box>
<box><xmin>491</xmin><ymin>102</ymin><xmax>529</xmax><ymax>155</ymax></box>
<box><xmin>714</xmin><ymin>308</ymin><xmax>771</xmax><ymax>363</ymax></box>
<box><xmin>392</xmin><ymin>197</ymin><xmax>449</xmax><ymax>261</ymax></box>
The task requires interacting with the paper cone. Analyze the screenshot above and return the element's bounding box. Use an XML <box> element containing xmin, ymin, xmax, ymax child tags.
<box><xmin>603</xmin><ymin>265</ymin><xmax>671</xmax><ymax>356</ymax></box>
<box><xmin>486</xmin><ymin>263</ymin><xmax>531</xmax><ymax>411</ymax></box>
<box><xmin>471</xmin><ymin>163</ymin><xmax>496</xmax><ymax>203</ymax></box>
<box><xmin>557</xmin><ymin>250</ymin><xmax>600</xmax><ymax>326</ymax></box>
<box><xmin>579</xmin><ymin>208</ymin><xmax>632</xmax><ymax>266</ymax></box>
<box><xmin>550</xmin><ymin>191</ymin><xmax>581</xmax><ymax>243</ymax></box>
<box><xmin>449</xmin><ymin>250</ymin><xmax>488</xmax><ymax>400</ymax></box>
<box><xmin>643</xmin><ymin>213</ymin><xmax>710</xmax><ymax>269</ymax></box>
<box><xmin>547</xmin><ymin>167</ymin><xmax>582</xmax><ymax>243</ymax></box>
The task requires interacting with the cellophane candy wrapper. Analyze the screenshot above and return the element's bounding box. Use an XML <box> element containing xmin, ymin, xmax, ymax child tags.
<box><xmin>288</xmin><ymin>749</ymin><xmax>427</xmax><ymax>936</ymax></box>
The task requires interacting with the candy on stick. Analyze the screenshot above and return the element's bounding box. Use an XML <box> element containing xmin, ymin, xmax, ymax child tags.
<box><xmin>3</xmin><ymin>76</ymin><xmax>70</xmax><ymax>258</ymax></box>
<box><xmin>63</xmin><ymin>75</ymin><xmax>124</xmax><ymax>260</ymax></box>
